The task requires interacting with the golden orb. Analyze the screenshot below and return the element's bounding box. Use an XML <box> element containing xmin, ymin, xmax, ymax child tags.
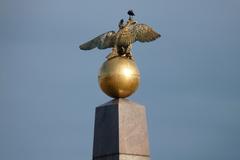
<box><xmin>98</xmin><ymin>56</ymin><xmax>140</xmax><ymax>98</ymax></box>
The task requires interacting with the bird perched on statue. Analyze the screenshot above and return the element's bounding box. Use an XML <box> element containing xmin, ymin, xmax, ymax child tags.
<box><xmin>128</xmin><ymin>10</ymin><xmax>135</xmax><ymax>16</ymax></box>
<box><xmin>127</xmin><ymin>9</ymin><xmax>135</xmax><ymax>20</ymax></box>
<box><xmin>79</xmin><ymin>10</ymin><xmax>161</xmax><ymax>59</ymax></box>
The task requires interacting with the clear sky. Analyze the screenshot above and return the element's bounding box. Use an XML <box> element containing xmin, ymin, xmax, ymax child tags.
<box><xmin>1</xmin><ymin>0</ymin><xmax>240</xmax><ymax>159</ymax></box>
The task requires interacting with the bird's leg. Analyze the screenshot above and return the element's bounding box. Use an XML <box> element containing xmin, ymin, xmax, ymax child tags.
<box><xmin>126</xmin><ymin>44</ymin><xmax>132</xmax><ymax>53</ymax></box>
<box><xmin>126</xmin><ymin>45</ymin><xmax>134</xmax><ymax>60</ymax></box>
<box><xmin>106</xmin><ymin>47</ymin><xmax>118</xmax><ymax>60</ymax></box>
<box><xmin>129</xmin><ymin>15</ymin><xmax>133</xmax><ymax>21</ymax></box>
<box><xmin>112</xmin><ymin>47</ymin><xmax>117</xmax><ymax>53</ymax></box>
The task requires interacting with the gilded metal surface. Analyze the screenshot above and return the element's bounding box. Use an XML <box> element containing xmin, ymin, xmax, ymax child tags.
<box><xmin>79</xmin><ymin>10</ymin><xmax>160</xmax><ymax>59</ymax></box>
<box><xmin>98</xmin><ymin>57</ymin><xmax>140</xmax><ymax>98</ymax></box>
<box><xmin>80</xmin><ymin>11</ymin><xmax>160</xmax><ymax>97</ymax></box>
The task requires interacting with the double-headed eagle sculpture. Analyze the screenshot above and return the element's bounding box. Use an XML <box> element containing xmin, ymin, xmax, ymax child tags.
<box><xmin>79</xmin><ymin>10</ymin><xmax>161</xmax><ymax>59</ymax></box>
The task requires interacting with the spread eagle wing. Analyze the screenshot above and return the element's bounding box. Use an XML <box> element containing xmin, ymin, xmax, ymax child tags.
<box><xmin>79</xmin><ymin>31</ymin><xmax>116</xmax><ymax>50</ymax></box>
<box><xmin>128</xmin><ymin>24</ymin><xmax>161</xmax><ymax>43</ymax></box>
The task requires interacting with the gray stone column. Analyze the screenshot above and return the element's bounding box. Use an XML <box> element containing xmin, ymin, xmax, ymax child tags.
<box><xmin>92</xmin><ymin>98</ymin><xmax>150</xmax><ymax>160</ymax></box>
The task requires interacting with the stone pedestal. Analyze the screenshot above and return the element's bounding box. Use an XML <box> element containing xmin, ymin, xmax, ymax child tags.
<box><xmin>93</xmin><ymin>98</ymin><xmax>150</xmax><ymax>160</ymax></box>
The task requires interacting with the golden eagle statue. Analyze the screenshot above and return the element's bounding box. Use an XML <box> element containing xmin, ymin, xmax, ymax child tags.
<box><xmin>79</xmin><ymin>10</ymin><xmax>161</xmax><ymax>59</ymax></box>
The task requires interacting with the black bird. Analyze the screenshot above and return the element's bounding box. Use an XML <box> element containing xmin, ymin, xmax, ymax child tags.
<box><xmin>118</xmin><ymin>19</ymin><xmax>124</xmax><ymax>29</ymax></box>
<box><xmin>127</xmin><ymin>10</ymin><xmax>135</xmax><ymax>16</ymax></box>
<box><xmin>127</xmin><ymin>10</ymin><xmax>135</xmax><ymax>20</ymax></box>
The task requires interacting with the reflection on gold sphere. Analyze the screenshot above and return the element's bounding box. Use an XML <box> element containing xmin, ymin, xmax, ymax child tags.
<box><xmin>98</xmin><ymin>56</ymin><xmax>140</xmax><ymax>98</ymax></box>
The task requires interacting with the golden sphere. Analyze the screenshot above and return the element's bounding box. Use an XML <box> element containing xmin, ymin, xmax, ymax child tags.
<box><xmin>98</xmin><ymin>56</ymin><xmax>140</xmax><ymax>98</ymax></box>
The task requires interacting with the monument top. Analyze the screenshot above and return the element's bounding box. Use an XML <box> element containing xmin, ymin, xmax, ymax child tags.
<box><xmin>79</xmin><ymin>10</ymin><xmax>160</xmax><ymax>60</ymax></box>
<box><xmin>79</xmin><ymin>10</ymin><xmax>161</xmax><ymax>98</ymax></box>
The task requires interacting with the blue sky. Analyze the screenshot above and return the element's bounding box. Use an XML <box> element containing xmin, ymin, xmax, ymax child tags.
<box><xmin>1</xmin><ymin>0</ymin><xmax>240</xmax><ymax>159</ymax></box>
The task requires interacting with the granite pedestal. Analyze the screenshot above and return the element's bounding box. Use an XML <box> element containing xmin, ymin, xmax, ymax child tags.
<box><xmin>93</xmin><ymin>98</ymin><xmax>150</xmax><ymax>160</ymax></box>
